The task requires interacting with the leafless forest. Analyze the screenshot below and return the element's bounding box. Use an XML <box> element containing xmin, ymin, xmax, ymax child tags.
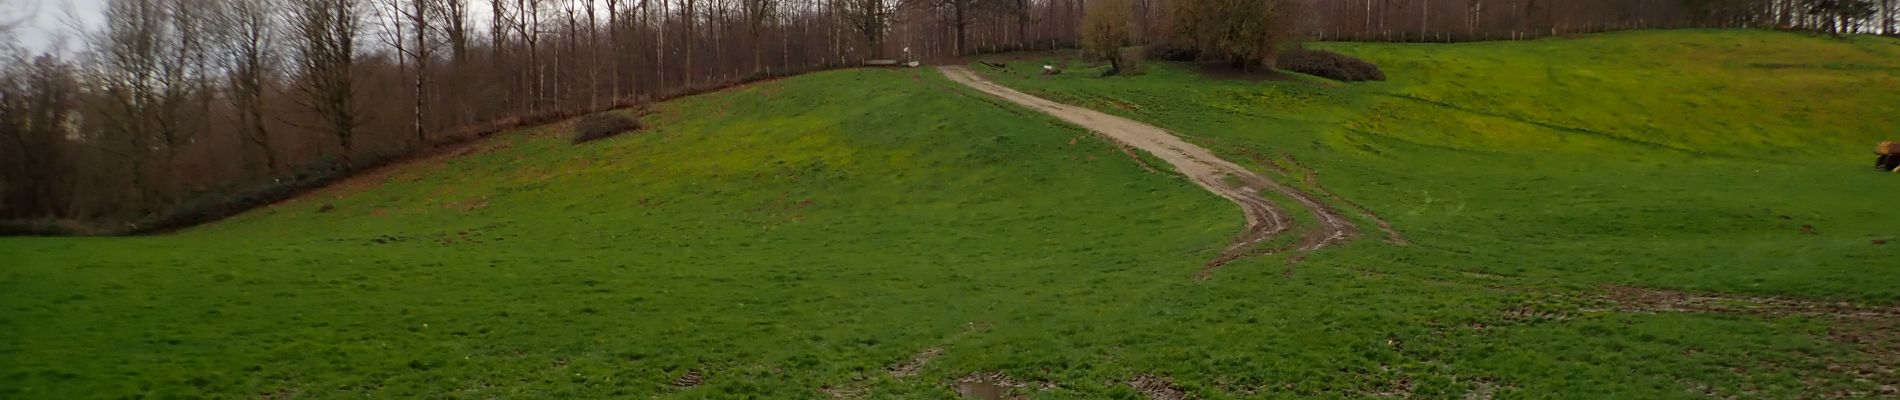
<box><xmin>0</xmin><ymin>0</ymin><xmax>1895</xmax><ymax>231</ymax></box>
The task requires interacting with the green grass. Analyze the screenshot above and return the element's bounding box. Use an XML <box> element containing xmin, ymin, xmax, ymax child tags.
<box><xmin>1</xmin><ymin>30</ymin><xmax>1896</xmax><ymax>399</ymax></box>
<box><xmin>975</xmin><ymin>29</ymin><xmax>1900</xmax><ymax>301</ymax></box>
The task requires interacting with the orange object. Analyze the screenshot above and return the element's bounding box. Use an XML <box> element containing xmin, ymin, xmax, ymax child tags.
<box><xmin>1882</xmin><ymin>141</ymin><xmax>1900</xmax><ymax>155</ymax></box>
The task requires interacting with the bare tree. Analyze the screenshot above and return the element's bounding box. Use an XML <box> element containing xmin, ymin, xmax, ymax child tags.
<box><xmin>501</xmin><ymin>0</ymin><xmax>547</xmax><ymax>113</ymax></box>
<box><xmin>842</xmin><ymin>0</ymin><xmax>892</xmax><ymax>57</ymax></box>
<box><xmin>743</xmin><ymin>0</ymin><xmax>779</xmax><ymax>71</ymax></box>
<box><xmin>288</xmin><ymin>0</ymin><xmax>364</xmax><ymax>166</ymax></box>
<box><xmin>0</xmin><ymin>55</ymin><xmax>82</xmax><ymax>218</ymax></box>
<box><xmin>411</xmin><ymin>0</ymin><xmax>429</xmax><ymax>145</ymax></box>
<box><xmin>373</xmin><ymin>0</ymin><xmax>430</xmax><ymax>145</ymax></box>
<box><xmin>157</xmin><ymin>0</ymin><xmax>212</xmax><ymax>194</ymax></box>
<box><xmin>1883</xmin><ymin>0</ymin><xmax>1895</xmax><ymax>34</ymax></box>
<box><xmin>582</xmin><ymin>0</ymin><xmax>600</xmax><ymax>107</ymax></box>
<box><xmin>1081</xmin><ymin>0</ymin><xmax>1133</xmax><ymax>74</ymax></box>
<box><xmin>684</xmin><ymin>0</ymin><xmax>698</xmax><ymax>85</ymax></box>
<box><xmin>213</xmin><ymin>0</ymin><xmax>283</xmax><ymax>174</ymax></box>
<box><xmin>607</xmin><ymin>0</ymin><xmax>625</xmax><ymax>99</ymax></box>
<box><xmin>433</xmin><ymin>0</ymin><xmax>470</xmax><ymax>63</ymax></box>
<box><xmin>90</xmin><ymin>0</ymin><xmax>173</xmax><ymax>206</ymax></box>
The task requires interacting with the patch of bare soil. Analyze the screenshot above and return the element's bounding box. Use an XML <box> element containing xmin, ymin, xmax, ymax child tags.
<box><xmin>1462</xmin><ymin>379</ymin><xmax>1497</xmax><ymax>400</ymax></box>
<box><xmin>953</xmin><ymin>372</ymin><xmax>1056</xmax><ymax>400</ymax></box>
<box><xmin>818</xmin><ymin>384</ymin><xmax>868</xmax><ymax>400</ymax></box>
<box><xmin>1601</xmin><ymin>286</ymin><xmax>1900</xmax><ymax>319</ymax></box>
<box><xmin>1261</xmin><ymin>151</ymin><xmax>1408</xmax><ymax>245</ymax></box>
<box><xmin>671</xmin><ymin>370</ymin><xmax>704</xmax><ymax>388</ymax></box>
<box><xmin>1128</xmin><ymin>374</ymin><xmax>1191</xmax><ymax>400</ymax></box>
<box><xmin>939</xmin><ymin>66</ymin><xmax>1359</xmax><ymax>279</ymax></box>
<box><xmin>888</xmin><ymin>347</ymin><xmax>943</xmax><ymax>378</ymax></box>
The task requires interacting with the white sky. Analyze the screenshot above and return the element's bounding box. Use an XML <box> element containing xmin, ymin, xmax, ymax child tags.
<box><xmin>5</xmin><ymin>0</ymin><xmax>553</xmax><ymax>55</ymax></box>
<box><xmin>8</xmin><ymin>0</ymin><xmax>105</xmax><ymax>54</ymax></box>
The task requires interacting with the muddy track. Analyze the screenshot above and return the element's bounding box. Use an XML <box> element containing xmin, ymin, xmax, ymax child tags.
<box><xmin>940</xmin><ymin>66</ymin><xmax>1356</xmax><ymax>276</ymax></box>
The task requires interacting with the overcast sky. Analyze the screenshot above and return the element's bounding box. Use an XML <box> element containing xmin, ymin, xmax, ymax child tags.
<box><xmin>7</xmin><ymin>0</ymin><xmax>105</xmax><ymax>54</ymax></box>
<box><xmin>5</xmin><ymin>0</ymin><xmax>526</xmax><ymax>55</ymax></box>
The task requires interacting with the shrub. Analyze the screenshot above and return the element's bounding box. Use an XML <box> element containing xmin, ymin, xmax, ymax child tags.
<box><xmin>1171</xmin><ymin>0</ymin><xmax>1302</xmax><ymax>68</ymax></box>
<box><xmin>1146</xmin><ymin>44</ymin><xmax>1199</xmax><ymax>62</ymax></box>
<box><xmin>1278</xmin><ymin>49</ymin><xmax>1386</xmax><ymax>82</ymax></box>
<box><xmin>571</xmin><ymin>113</ymin><xmax>643</xmax><ymax>144</ymax></box>
<box><xmin>1114</xmin><ymin>48</ymin><xmax>1148</xmax><ymax>76</ymax></box>
<box><xmin>1080</xmin><ymin>0</ymin><xmax>1136</xmax><ymax>75</ymax></box>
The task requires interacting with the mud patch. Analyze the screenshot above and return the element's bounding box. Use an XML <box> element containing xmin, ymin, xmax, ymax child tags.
<box><xmin>953</xmin><ymin>372</ymin><xmax>1054</xmax><ymax>400</ymax></box>
<box><xmin>1601</xmin><ymin>285</ymin><xmax>1900</xmax><ymax>319</ymax></box>
<box><xmin>1127</xmin><ymin>374</ymin><xmax>1190</xmax><ymax>400</ymax></box>
<box><xmin>819</xmin><ymin>383</ymin><xmax>868</xmax><ymax>400</ymax></box>
<box><xmin>956</xmin><ymin>380</ymin><xmax>1017</xmax><ymax>400</ymax></box>
<box><xmin>1463</xmin><ymin>379</ymin><xmax>1497</xmax><ymax>400</ymax></box>
<box><xmin>888</xmin><ymin>347</ymin><xmax>943</xmax><ymax>378</ymax></box>
<box><xmin>1371</xmin><ymin>371</ymin><xmax>1415</xmax><ymax>398</ymax></box>
<box><xmin>1249</xmin><ymin>150</ymin><xmax>1408</xmax><ymax>245</ymax></box>
<box><xmin>671</xmin><ymin>370</ymin><xmax>704</xmax><ymax>388</ymax></box>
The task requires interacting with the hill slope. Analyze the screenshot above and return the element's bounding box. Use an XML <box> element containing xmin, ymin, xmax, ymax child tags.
<box><xmin>1</xmin><ymin>30</ymin><xmax>1896</xmax><ymax>399</ymax></box>
<box><xmin>964</xmin><ymin>29</ymin><xmax>1900</xmax><ymax>397</ymax></box>
<box><xmin>977</xmin><ymin>29</ymin><xmax>1900</xmax><ymax>300</ymax></box>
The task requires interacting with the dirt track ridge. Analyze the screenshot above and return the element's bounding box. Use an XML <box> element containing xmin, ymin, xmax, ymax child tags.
<box><xmin>939</xmin><ymin>66</ymin><xmax>1356</xmax><ymax>277</ymax></box>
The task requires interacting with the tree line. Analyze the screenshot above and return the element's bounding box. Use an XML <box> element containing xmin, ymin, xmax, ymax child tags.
<box><xmin>1</xmin><ymin>0</ymin><xmax>1893</xmax><ymax>231</ymax></box>
<box><xmin>0</xmin><ymin>0</ymin><xmax>1083</xmax><ymax>230</ymax></box>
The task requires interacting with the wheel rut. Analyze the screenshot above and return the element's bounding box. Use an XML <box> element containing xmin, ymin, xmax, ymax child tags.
<box><xmin>939</xmin><ymin>66</ymin><xmax>1361</xmax><ymax>278</ymax></box>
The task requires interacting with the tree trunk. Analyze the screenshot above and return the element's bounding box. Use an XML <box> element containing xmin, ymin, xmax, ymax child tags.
<box><xmin>954</xmin><ymin>0</ymin><xmax>966</xmax><ymax>56</ymax></box>
<box><xmin>414</xmin><ymin>0</ymin><xmax>430</xmax><ymax>146</ymax></box>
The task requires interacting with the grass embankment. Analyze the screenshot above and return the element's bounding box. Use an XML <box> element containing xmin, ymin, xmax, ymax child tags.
<box><xmin>0</xmin><ymin>30</ymin><xmax>1895</xmax><ymax>399</ymax></box>
<box><xmin>0</xmin><ymin>69</ymin><xmax>1249</xmax><ymax>398</ymax></box>
<box><xmin>966</xmin><ymin>29</ymin><xmax>1900</xmax><ymax>397</ymax></box>
<box><xmin>980</xmin><ymin>29</ymin><xmax>1900</xmax><ymax>299</ymax></box>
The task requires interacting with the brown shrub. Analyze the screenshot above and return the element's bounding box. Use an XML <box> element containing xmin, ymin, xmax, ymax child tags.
<box><xmin>1114</xmin><ymin>48</ymin><xmax>1148</xmax><ymax>76</ymax></box>
<box><xmin>1278</xmin><ymin>49</ymin><xmax>1386</xmax><ymax>82</ymax></box>
<box><xmin>1146</xmin><ymin>44</ymin><xmax>1199</xmax><ymax>62</ymax></box>
<box><xmin>571</xmin><ymin>113</ymin><xmax>643</xmax><ymax>144</ymax></box>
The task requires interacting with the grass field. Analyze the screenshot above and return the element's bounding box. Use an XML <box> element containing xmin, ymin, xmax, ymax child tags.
<box><xmin>3</xmin><ymin>30</ymin><xmax>1898</xmax><ymax>399</ymax></box>
<box><xmin>976</xmin><ymin>29</ymin><xmax>1900</xmax><ymax>301</ymax></box>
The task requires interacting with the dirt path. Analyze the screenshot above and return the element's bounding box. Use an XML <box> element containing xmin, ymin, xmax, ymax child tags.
<box><xmin>939</xmin><ymin>66</ymin><xmax>1357</xmax><ymax>276</ymax></box>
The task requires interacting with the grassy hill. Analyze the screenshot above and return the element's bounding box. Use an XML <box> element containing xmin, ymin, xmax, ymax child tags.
<box><xmin>977</xmin><ymin>29</ymin><xmax>1900</xmax><ymax>301</ymax></box>
<box><xmin>2</xmin><ymin>30</ymin><xmax>1897</xmax><ymax>398</ymax></box>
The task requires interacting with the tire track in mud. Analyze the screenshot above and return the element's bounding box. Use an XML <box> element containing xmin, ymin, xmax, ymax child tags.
<box><xmin>939</xmin><ymin>66</ymin><xmax>1357</xmax><ymax>279</ymax></box>
<box><xmin>1246</xmin><ymin>149</ymin><xmax>1409</xmax><ymax>245</ymax></box>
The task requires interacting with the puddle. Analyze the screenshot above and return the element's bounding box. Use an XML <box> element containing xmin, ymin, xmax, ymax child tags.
<box><xmin>955</xmin><ymin>379</ymin><xmax>1013</xmax><ymax>399</ymax></box>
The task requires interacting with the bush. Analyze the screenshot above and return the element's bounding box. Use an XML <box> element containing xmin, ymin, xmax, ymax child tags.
<box><xmin>1146</xmin><ymin>45</ymin><xmax>1199</xmax><ymax>62</ymax></box>
<box><xmin>571</xmin><ymin>113</ymin><xmax>643</xmax><ymax>144</ymax></box>
<box><xmin>1113</xmin><ymin>48</ymin><xmax>1148</xmax><ymax>76</ymax></box>
<box><xmin>1171</xmin><ymin>0</ymin><xmax>1301</xmax><ymax>68</ymax></box>
<box><xmin>1080</xmin><ymin>0</ymin><xmax>1136</xmax><ymax>75</ymax></box>
<box><xmin>1278</xmin><ymin>49</ymin><xmax>1386</xmax><ymax>82</ymax></box>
